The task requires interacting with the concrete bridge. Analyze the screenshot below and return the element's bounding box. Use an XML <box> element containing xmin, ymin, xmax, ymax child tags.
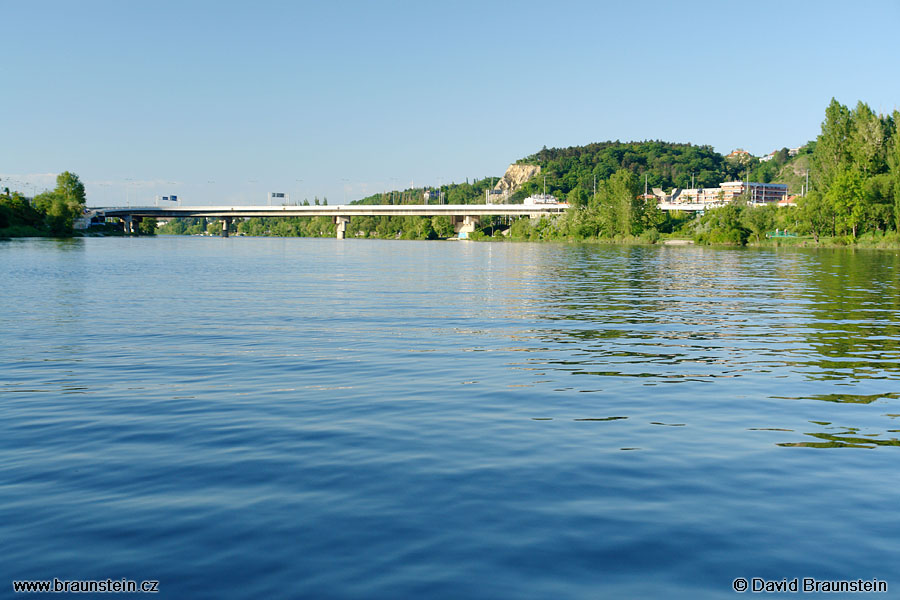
<box><xmin>92</xmin><ymin>203</ymin><xmax>570</xmax><ymax>238</ymax></box>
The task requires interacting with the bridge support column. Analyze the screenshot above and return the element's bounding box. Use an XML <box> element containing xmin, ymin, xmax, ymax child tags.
<box><xmin>123</xmin><ymin>215</ymin><xmax>133</xmax><ymax>234</ymax></box>
<box><xmin>334</xmin><ymin>216</ymin><xmax>350</xmax><ymax>239</ymax></box>
<box><xmin>222</xmin><ymin>217</ymin><xmax>231</xmax><ymax>237</ymax></box>
<box><xmin>451</xmin><ymin>215</ymin><xmax>479</xmax><ymax>239</ymax></box>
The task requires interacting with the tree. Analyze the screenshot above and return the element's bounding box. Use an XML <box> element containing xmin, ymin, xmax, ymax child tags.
<box><xmin>888</xmin><ymin>110</ymin><xmax>900</xmax><ymax>231</ymax></box>
<box><xmin>431</xmin><ymin>215</ymin><xmax>454</xmax><ymax>238</ymax></box>
<box><xmin>694</xmin><ymin>203</ymin><xmax>749</xmax><ymax>245</ymax></box>
<box><xmin>812</xmin><ymin>98</ymin><xmax>852</xmax><ymax>192</ymax></box>
<box><xmin>138</xmin><ymin>218</ymin><xmax>158</xmax><ymax>235</ymax></box>
<box><xmin>0</xmin><ymin>190</ymin><xmax>43</xmax><ymax>231</ymax></box>
<box><xmin>596</xmin><ymin>169</ymin><xmax>641</xmax><ymax>237</ymax></box>
<box><xmin>30</xmin><ymin>172</ymin><xmax>87</xmax><ymax>235</ymax></box>
<box><xmin>55</xmin><ymin>172</ymin><xmax>86</xmax><ymax>206</ymax></box>
<box><xmin>743</xmin><ymin>205</ymin><xmax>776</xmax><ymax>243</ymax></box>
<box><xmin>566</xmin><ymin>186</ymin><xmax>588</xmax><ymax>208</ymax></box>
<box><xmin>798</xmin><ymin>190</ymin><xmax>831</xmax><ymax>243</ymax></box>
<box><xmin>849</xmin><ymin>101</ymin><xmax>887</xmax><ymax>176</ymax></box>
<box><xmin>827</xmin><ymin>166</ymin><xmax>867</xmax><ymax>237</ymax></box>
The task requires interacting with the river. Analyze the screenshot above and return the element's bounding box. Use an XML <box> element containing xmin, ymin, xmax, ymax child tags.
<box><xmin>2</xmin><ymin>236</ymin><xmax>899</xmax><ymax>598</ymax></box>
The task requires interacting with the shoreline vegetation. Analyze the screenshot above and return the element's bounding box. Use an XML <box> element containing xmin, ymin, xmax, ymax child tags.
<box><xmin>6</xmin><ymin>99</ymin><xmax>900</xmax><ymax>248</ymax></box>
<box><xmin>0</xmin><ymin>172</ymin><xmax>158</xmax><ymax>239</ymax></box>
<box><xmin>1</xmin><ymin>172</ymin><xmax>89</xmax><ymax>239</ymax></box>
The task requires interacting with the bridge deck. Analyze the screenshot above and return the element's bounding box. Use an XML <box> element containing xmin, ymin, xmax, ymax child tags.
<box><xmin>93</xmin><ymin>203</ymin><xmax>570</xmax><ymax>219</ymax></box>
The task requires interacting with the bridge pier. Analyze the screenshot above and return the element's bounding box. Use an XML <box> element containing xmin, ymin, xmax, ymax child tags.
<box><xmin>122</xmin><ymin>215</ymin><xmax>133</xmax><ymax>234</ymax></box>
<box><xmin>451</xmin><ymin>215</ymin><xmax>479</xmax><ymax>239</ymax></box>
<box><xmin>334</xmin><ymin>216</ymin><xmax>350</xmax><ymax>239</ymax></box>
<box><xmin>222</xmin><ymin>217</ymin><xmax>232</xmax><ymax>237</ymax></box>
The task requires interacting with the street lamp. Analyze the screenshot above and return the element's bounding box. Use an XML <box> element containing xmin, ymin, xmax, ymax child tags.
<box><xmin>125</xmin><ymin>178</ymin><xmax>133</xmax><ymax>207</ymax></box>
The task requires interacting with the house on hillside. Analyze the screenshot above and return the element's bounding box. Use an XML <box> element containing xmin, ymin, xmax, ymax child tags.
<box><xmin>726</xmin><ymin>149</ymin><xmax>752</xmax><ymax>160</ymax></box>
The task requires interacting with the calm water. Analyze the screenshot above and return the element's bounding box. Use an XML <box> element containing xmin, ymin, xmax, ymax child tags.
<box><xmin>2</xmin><ymin>236</ymin><xmax>899</xmax><ymax>598</ymax></box>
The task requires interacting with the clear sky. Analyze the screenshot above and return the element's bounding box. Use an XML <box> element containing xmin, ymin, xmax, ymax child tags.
<box><xmin>2</xmin><ymin>0</ymin><xmax>899</xmax><ymax>206</ymax></box>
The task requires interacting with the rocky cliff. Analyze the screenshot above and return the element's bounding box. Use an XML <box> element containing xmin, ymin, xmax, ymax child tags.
<box><xmin>494</xmin><ymin>163</ymin><xmax>540</xmax><ymax>193</ymax></box>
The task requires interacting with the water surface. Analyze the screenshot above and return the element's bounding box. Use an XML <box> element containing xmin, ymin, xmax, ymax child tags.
<box><xmin>2</xmin><ymin>237</ymin><xmax>899</xmax><ymax>598</ymax></box>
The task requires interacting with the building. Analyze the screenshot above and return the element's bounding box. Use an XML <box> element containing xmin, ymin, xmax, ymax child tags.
<box><xmin>726</xmin><ymin>149</ymin><xmax>752</xmax><ymax>160</ymax></box>
<box><xmin>523</xmin><ymin>194</ymin><xmax>560</xmax><ymax>205</ymax></box>
<box><xmin>653</xmin><ymin>181</ymin><xmax>788</xmax><ymax>207</ymax></box>
<box><xmin>658</xmin><ymin>187</ymin><xmax>727</xmax><ymax>205</ymax></box>
<box><xmin>719</xmin><ymin>181</ymin><xmax>788</xmax><ymax>205</ymax></box>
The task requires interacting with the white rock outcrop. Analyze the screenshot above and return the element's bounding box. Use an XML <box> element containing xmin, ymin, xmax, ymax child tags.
<box><xmin>494</xmin><ymin>164</ymin><xmax>541</xmax><ymax>193</ymax></box>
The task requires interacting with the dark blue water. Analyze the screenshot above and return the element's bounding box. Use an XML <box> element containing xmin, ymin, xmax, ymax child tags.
<box><xmin>2</xmin><ymin>237</ymin><xmax>899</xmax><ymax>598</ymax></box>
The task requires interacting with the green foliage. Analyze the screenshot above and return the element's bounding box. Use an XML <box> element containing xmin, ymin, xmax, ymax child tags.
<box><xmin>798</xmin><ymin>191</ymin><xmax>831</xmax><ymax>243</ymax></box>
<box><xmin>34</xmin><ymin>175</ymin><xmax>86</xmax><ymax>235</ymax></box>
<box><xmin>431</xmin><ymin>216</ymin><xmax>454</xmax><ymax>238</ymax></box>
<box><xmin>813</xmin><ymin>98</ymin><xmax>853</xmax><ymax>192</ymax></box>
<box><xmin>596</xmin><ymin>169</ymin><xmax>642</xmax><ymax>237</ymax></box>
<box><xmin>0</xmin><ymin>191</ymin><xmax>44</xmax><ymax>233</ymax></box>
<box><xmin>55</xmin><ymin>172</ymin><xmax>86</xmax><ymax>206</ymax></box>
<box><xmin>353</xmin><ymin>179</ymin><xmax>497</xmax><ymax>207</ymax></box>
<box><xmin>518</xmin><ymin>140</ymin><xmax>731</xmax><ymax>197</ymax></box>
<box><xmin>137</xmin><ymin>218</ymin><xmax>158</xmax><ymax>235</ymax></box>
<box><xmin>888</xmin><ymin>110</ymin><xmax>900</xmax><ymax>231</ymax></box>
<box><xmin>693</xmin><ymin>204</ymin><xmax>750</xmax><ymax>246</ymax></box>
<box><xmin>1</xmin><ymin>172</ymin><xmax>86</xmax><ymax>237</ymax></box>
<box><xmin>798</xmin><ymin>99</ymin><xmax>900</xmax><ymax>241</ymax></box>
<box><xmin>742</xmin><ymin>204</ymin><xmax>777</xmax><ymax>243</ymax></box>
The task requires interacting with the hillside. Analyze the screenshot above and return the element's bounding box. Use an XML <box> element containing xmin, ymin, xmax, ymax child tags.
<box><xmin>350</xmin><ymin>140</ymin><xmax>766</xmax><ymax>207</ymax></box>
<box><xmin>512</xmin><ymin>141</ymin><xmax>737</xmax><ymax>204</ymax></box>
<box><xmin>733</xmin><ymin>144</ymin><xmax>815</xmax><ymax>195</ymax></box>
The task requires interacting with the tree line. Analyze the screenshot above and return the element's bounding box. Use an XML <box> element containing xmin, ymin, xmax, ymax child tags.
<box><xmin>1</xmin><ymin>172</ymin><xmax>87</xmax><ymax>237</ymax></box>
<box><xmin>799</xmin><ymin>100</ymin><xmax>900</xmax><ymax>241</ymax></box>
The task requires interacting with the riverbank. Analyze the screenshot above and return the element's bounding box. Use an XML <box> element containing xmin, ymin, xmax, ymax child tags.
<box><xmin>0</xmin><ymin>225</ymin><xmax>55</xmax><ymax>238</ymax></box>
<box><xmin>744</xmin><ymin>232</ymin><xmax>900</xmax><ymax>249</ymax></box>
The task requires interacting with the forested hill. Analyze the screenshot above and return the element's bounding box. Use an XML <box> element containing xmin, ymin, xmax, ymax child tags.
<box><xmin>351</xmin><ymin>140</ymin><xmax>755</xmax><ymax>207</ymax></box>
<box><xmin>517</xmin><ymin>140</ymin><xmax>820</xmax><ymax>203</ymax></box>
<box><xmin>513</xmin><ymin>141</ymin><xmax>741</xmax><ymax>204</ymax></box>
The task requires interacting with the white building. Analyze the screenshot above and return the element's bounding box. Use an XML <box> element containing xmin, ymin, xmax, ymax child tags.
<box><xmin>653</xmin><ymin>182</ymin><xmax>788</xmax><ymax>207</ymax></box>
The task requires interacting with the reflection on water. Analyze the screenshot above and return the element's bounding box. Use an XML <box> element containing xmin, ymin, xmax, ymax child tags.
<box><xmin>772</xmin><ymin>392</ymin><xmax>900</xmax><ymax>404</ymax></box>
<box><xmin>498</xmin><ymin>245</ymin><xmax>900</xmax><ymax>450</ymax></box>
<box><xmin>779</xmin><ymin>430</ymin><xmax>900</xmax><ymax>449</ymax></box>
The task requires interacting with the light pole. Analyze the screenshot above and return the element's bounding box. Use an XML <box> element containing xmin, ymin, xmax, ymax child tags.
<box><xmin>125</xmin><ymin>178</ymin><xmax>133</xmax><ymax>207</ymax></box>
<box><xmin>295</xmin><ymin>179</ymin><xmax>303</xmax><ymax>205</ymax></box>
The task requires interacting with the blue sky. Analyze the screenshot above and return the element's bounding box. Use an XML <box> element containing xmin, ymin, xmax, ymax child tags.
<box><xmin>2</xmin><ymin>0</ymin><xmax>899</xmax><ymax>206</ymax></box>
